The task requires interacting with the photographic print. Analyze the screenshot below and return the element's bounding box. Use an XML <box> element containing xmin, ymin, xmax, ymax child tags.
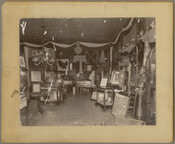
<box><xmin>20</xmin><ymin>17</ymin><xmax>156</xmax><ymax>126</ymax></box>
<box><xmin>1</xmin><ymin>1</ymin><xmax>173</xmax><ymax>143</ymax></box>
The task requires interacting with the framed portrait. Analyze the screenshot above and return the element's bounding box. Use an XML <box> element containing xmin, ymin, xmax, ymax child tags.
<box><xmin>20</xmin><ymin>56</ymin><xmax>26</xmax><ymax>68</ymax></box>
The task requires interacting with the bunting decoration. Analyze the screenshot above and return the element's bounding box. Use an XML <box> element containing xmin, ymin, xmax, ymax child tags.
<box><xmin>20</xmin><ymin>19</ymin><xmax>155</xmax><ymax>54</ymax></box>
<box><xmin>21</xmin><ymin>41</ymin><xmax>111</xmax><ymax>49</ymax></box>
<box><xmin>20</xmin><ymin>18</ymin><xmax>135</xmax><ymax>49</ymax></box>
<box><xmin>112</xmin><ymin>18</ymin><xmax>134</xmax><ymax>45</ymax></box>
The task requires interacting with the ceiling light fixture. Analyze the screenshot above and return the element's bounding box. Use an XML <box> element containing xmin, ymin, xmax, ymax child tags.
<box><xmin>104</xmin><ymin>20</ymin><xmax>107</xmax><ymax>23</ymax></box>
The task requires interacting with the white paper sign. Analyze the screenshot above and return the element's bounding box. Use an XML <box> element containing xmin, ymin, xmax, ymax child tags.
<box><xmin>100</xmin><ymin>78</ymin><xmax>108</xmax><ymax>87</ymax></box>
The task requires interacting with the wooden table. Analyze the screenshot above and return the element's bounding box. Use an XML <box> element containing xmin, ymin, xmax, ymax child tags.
<box><xmin>76</xmin><ymin>81</ymin><xmax>92</xmax><ymax>94</ymax></box>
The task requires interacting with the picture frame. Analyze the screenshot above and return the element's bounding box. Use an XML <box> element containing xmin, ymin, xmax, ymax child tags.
<box><xmin>111</xmin><ymin>70</ymin><xmax>120</xmax><ymax>86</ymax></box>
<box><xmin>87</xmin><ymin>65</ymin><xmax>92</xmax><ymax>71</ymax></box>
<box><xmin>20</xmin><ymin>56</ymin><xmax>26</xmax><ymax>68</ymax></box>
<box><xmin>100</xmin><ymin>78</ymin><xmax>108</xmax><ymax>87</ymax></box>
<box><xmin>32</xmin><ymin>83</ymin><xmax>41</xmax><ymax>93</ymax></box>
<box><xmin>31</xmin><ymin>71</ymin><xmax>41</xmax><ymax>82</ymax></box>
<box><xmin>57</xmin><ymin>59</ymin><xmax>69</xmax><ymax>75</ymax></box>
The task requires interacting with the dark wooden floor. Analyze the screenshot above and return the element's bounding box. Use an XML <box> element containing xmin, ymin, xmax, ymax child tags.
<box><xmin>27</xmin><ymin>92</ymin><xmax>114</xmax><ymax>126</ymax></box>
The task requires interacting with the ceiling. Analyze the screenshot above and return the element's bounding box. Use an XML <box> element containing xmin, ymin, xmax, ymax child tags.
<box><xmin>20</xmin><ymin>18</ymin><xmax>130</xmax><ymax>45</ymax></box>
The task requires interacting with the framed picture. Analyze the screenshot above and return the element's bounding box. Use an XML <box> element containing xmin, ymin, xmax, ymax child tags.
<box><xmin>87</xmin><ymin>65</ymin><xmax>92</xmax><ymax>71</ymax></box>
<box><xmin>32</xmin><ymin>83</ymin><xmax>41</xmax><ymax>93</ymax></box>
<box><xmin>111</xmin><ymin>71</ymin><xmax>120</xmax><ymax>86</ymax></box>
<box><xmin>100</xmin><ymin>78</ymin><xmax>108</xmax><ymax>87</ymax></box>
<box><xmin>31</xmin><ymin>71</ymin><xmax>41</xmax><ymax>82</ymax></box>
<box><xmin>57</xmin><ymin>59</ymin><xmax>69</xmax><ymax>75</ymax></box>
<box><xmin>112</xmin><ymin>92</ymin><xmax>130</xmax><ymax>118</ymax></box>
<box><xmin>20</xmin><ymin>56</ymin><xmax>26</xmax><ymax>68</ymax></box>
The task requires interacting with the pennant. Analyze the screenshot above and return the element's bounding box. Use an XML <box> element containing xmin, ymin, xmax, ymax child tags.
<box><xmin>100</xmin><ymin>50</ymin><xmax>105</xmax><ymax>63</ymax></box>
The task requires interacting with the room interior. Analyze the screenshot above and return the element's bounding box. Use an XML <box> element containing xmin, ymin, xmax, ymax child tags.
<box><xmin>20</xmin><ymin>18</ymin><xmax>156</xmax><ymax>126</ymax></box>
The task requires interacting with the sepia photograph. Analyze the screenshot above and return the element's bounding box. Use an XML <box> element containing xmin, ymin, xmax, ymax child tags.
<box><xmin>1</xmin><ymin>1</ymin><xmax>173</xmax><ymax>143</ymax></box>
<box><xmin>20</xmin><ymin>18</ymin><xmax>156</xmax><ymax>126</ymax></box>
